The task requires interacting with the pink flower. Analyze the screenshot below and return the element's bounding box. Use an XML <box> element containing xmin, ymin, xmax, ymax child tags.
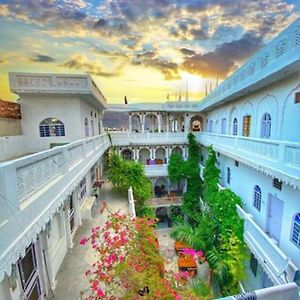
<box><xmin>97</xmin><ymin>288</ymin><xmax>105</xmax><ymax>297</ymax></box>
<box><xmin>79</xmin><ymin>236</ymin><xmax>88</xmax><ymax>246</ymax></box>
<box><xmin>176</xmin><ymin>295</ymin><xmax>183</xmax><ymax>300</ymax></box>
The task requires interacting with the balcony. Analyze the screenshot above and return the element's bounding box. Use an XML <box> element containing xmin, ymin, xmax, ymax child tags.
<box><xmin>195</xmin><ymin>132</ymin><xmax>300</xmax><ymax>189</ymax></box>
<box><xmin>148</xmin><ymin>196</ymin><xmax>183</xmax><ymax>207</ymax></box>
<box><xmin>110</xmin><ymin>131</ymin><xmax>187</xmax><ymax>146</ymax></box>
<box><xmin>237</xmin><ymin>205</ymin><xmax>298</xmax><ymax>285</ymax></box>
<box><xmin>9</xmin><ymin>72</ymin><xmax>107</xmax><ymax>109</ymax></box>
<box><xmin>144</xmin><ymin>164</ymin><xmax>168</xmax><ymax>177</ymax></box>
<box><xmin>0</xmin><ymin>134</ymin><xmax>110</xmax><ymax>281</ymax></box>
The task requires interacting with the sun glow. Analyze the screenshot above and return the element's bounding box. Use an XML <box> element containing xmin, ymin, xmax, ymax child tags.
<box><xmin>180</xmin><ymin>72</ymin><xmax>203</xmax><ymax>93</ymax></box>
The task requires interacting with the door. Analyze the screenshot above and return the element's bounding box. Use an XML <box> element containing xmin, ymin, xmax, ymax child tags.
<box><xmin>262</xmin><ymin>272</ymin><xmax>273</xmax><ymax>288</ymax></box>
<box><xmin>267</xmin><ymin>194</ymin><xmax>284</xmax><ymax>243</ymax></box>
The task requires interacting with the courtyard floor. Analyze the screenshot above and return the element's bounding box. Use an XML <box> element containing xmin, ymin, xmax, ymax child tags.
<box><xmin>49</xmin><ymin>181</ymin><xmax>129</xmax><ymax>300</ymax></box>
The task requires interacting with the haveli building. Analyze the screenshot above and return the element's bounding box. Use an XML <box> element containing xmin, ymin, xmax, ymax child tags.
<box><xmin>0</xmin><ymin>18</ymin><xmax>300</xmax><ymax>300</ymax></box>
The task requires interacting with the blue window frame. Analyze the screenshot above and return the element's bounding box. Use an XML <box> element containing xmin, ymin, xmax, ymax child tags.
<box><xmin>291</xmin><ymin>213</ymin><xmax>300</xmax><ymax>248</ymax></box>
<box><xmin>39</xmin><ymin>118</ymin><xmax>65</xmax><ymax>137</ymax></box>
<box><xmin>261</xmin><ymin>113</ymin><xmax>271</xmax><ymax>138</ymax></box>
<box><xmin>232</xmin><ymin>118</ymin><xmax>238</xmax><ymax>135</ymax></box>
<box><xmin>253</xmin><ymin>185</ymin><xmax>262</xmax><ymax>211</ymax></box>
<box><xmin>227</xmin><ymin>167</ymin><xmax>231</xmax><ymax>185</ymax></box>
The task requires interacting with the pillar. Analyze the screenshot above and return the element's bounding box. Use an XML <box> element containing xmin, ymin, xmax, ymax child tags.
<box><xmin>64</xmin><ymin>201</ymin><xmax>73</xmax><ymax>249</ymax></box>
<box><xmin>158</xmin><ymin>113</ymin><xmax>161</xmax><ymax>132</ymax></box>
<box><xmin>129</xmin><ymin>114</ymin><xmax>132</xmax><ymax>132</ymax></box>
<box><xmin>74</xmin><ymin>186</ymin><xmax>82</xmax><ymax>227</ymax></box>
<box><xmin>141</xmin><ymin>113</ymin><xmax>145</xmax><ymax>133</ymax></box>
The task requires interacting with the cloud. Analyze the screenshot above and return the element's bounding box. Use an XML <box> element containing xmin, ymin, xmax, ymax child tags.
<box><xmin>179</xmin><ymin>48</ymin><xmax>196</xmax><ymax>56</ymax></box>
<box><xmin>93</xmin><ymin>48</ymin><xmax>128</xmax><ymax>59</ymax></box>
<box><xmin>182</xmin><ymin>31</ymin><xmax>264</xmax><ymax>78</ymax></box>
<box><xmin>30</xmin><ymin>54</ymin><xmax>55</xmax><ymax>63</ymax></box>
<box><xmin>63</xmin><ymin>0</ymin><xmax>89</xmax><ymax>9</ymax></box>
<box><xmin>61</xmin><ymin>54</ymin><xmax>120</xmax><ymax>77</ymax></box>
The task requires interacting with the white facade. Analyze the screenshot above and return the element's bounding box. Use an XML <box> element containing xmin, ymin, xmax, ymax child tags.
<box><xmin>0</xmin><ymin>18</ymin><xmax>300</xmax><ymax>300</ymax></box>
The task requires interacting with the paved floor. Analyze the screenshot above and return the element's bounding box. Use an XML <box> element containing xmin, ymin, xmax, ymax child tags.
<box><xmin>49</xmin><ymin>182</ymin><xmax>129</xmax><ymax>300</ymax></box>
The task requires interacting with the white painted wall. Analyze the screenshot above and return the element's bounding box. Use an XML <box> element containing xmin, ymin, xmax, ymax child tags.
<box><xmin>204</xmin><ymin>72</ymin><xmax>300</xmax><ymax>142</ymax></box>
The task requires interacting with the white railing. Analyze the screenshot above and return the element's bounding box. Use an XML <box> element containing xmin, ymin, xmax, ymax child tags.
<box><xmin>0</xmin><ymin>134</ymin><xmax>110</xmax><ymax>204</ymax></box>
<box><xmin>9</xmin><ymin>73</ymin><xmax>106</xmax><ymax>106</ymax></box>
<box><xmin>144</xmin><ymin>164</ymin><xmax>168</xmax><ymax>177</ymax></box>
<box><xmin>237</xmin><ymin>205</ymin><xmax>298</xmax><ymax>285</ymax></box>
<box><xmin>110</xmin><ymin>131</ymin><xmax>187</xmax><ymax>145</ymax></box>
<box><xmin>200</xmin><ymin>19</ymin><xmax>300</xmax><ymax>111</ymax></box>
<box><xmin>195</xmin><ymin>132</ymin><xmax>300</xmax><ymax>188</ymax></box>
<box><xmin>148</xmin><ymin>196</ymin><xmax>183</xmax><ymax>207</ymax></box>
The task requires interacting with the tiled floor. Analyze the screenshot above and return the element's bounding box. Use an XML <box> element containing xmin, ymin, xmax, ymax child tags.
<box><xmin>49</xmin><ymin>182</ymin><xmax>129</xmax><ymax>300</ymax></box>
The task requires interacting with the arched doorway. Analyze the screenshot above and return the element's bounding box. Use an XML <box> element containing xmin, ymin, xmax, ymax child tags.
<box><xmin>190</xmin><ymin>115</ymin><xmax>203</xmax><ymax>132</ymax></box>
<box><xmin>155</xmin><ymin>147</ymin><xmax>166</xmax><ymax>164</ymax></box>
<box><xmin>121</xmin><ymin>149</ymin><xmax>133</xmax><ymax>161</ymax></box>
<box><xmin>171</xmin><ymin>146</ymin><xmax>183</xmax><ymax>158</ymax></box>
<box><xmin>154</xmin><ymin>177</ymin><xmax>169</xmax><ymax>198</ymax></box>
<box><xmin>144</xmin><ymin>113</ymin><xmax>158</xmax><ymax>132</ymax></box>
<box><xmin>139</xmin><ymin>148</ymin><xmax>151</xmax><ymax>165</ymax></box>
<box><xmin>131</xmin><ymin>114</ymin><xmax>141</xmax><ymax>132</ymax></box>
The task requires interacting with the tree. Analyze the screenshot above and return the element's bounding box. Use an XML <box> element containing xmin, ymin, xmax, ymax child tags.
<box><xmin>108</xmin><ymin>150</ymin><xmax>152</xmax><ymax>217</ymax></box>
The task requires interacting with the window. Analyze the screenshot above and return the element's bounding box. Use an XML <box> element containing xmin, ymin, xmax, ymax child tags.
<box><xmin>250</xmin><ymin>253</ymin><xmax>258</xmax><ymax>276</ymax></box>
<box><xmin>39</xmin><ymin>118</ymin><xmax>65</xmax><ymax>137</ymax></box>
<box><xmin>221</xmin><ymin>118</ymin><xmax>227</xmax><ymax>134</ymax></box>
<box><xmin>91</xmin><ymin>120</ymin><xmax>94</xmax><ymax>136</ymax></box>
<box><xmin>85</xmin><ymin>118</ymin><xmax>89</xmax><ymax>137</ymax></box>
<box><xmin>273</xmin><ymin>178</ymin><xmax>282</xmax><ymax>190</ymax></box>
<box><xmin>227</xmin><ymin>167</ymin><xmax>231</xmax><ymax>185</ymax></box>
<box><xmin>291</xmin><ymin>213</ymin><xmax>300</xmax><ymax>248</ymax></box>
<box><xmin>261</xmin><ymin>113</ymin><xmax>271</xmax><ymax>138</ymax></box>
<box><xmin>243</xmin><ymin>115</ymin><xmax>251</xmax><ymax>137</ymax></box>
<box><xmin>209</xmin><ymin>120</ymin><xmax>213</xmax><ymax>132</ymax></box>
<box><xmin>232</xmin><ymin>118</ymin><xmax>238</xmax><ymax>135</ymax></box>
<box><xmin>253</xmin><ymin>185</ymin><xmax>262</xmax><ymax>211</ymax></box>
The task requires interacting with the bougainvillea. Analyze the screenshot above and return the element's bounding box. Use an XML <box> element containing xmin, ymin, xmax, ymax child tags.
<box><xmin>80</xmin><ymin>204</ymin><xmax>199</xmax><ymax>299</ymax></box>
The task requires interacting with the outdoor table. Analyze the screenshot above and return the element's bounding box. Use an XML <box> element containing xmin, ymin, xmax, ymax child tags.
<box><xmin>177</xmin><ymin>252</ymin><xmax>197</xmax><ymax>277</ymax></box>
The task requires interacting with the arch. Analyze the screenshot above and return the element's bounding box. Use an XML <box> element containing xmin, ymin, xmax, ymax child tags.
<box><xmin>261</xmin><ymin>113</ymin><xmax>271</xmax><ymax>138</ymax></box>
<box><xmin>291</xmin><ymin>213</ymin><xmax>300</xmax><ymax>248</ymax></box>
<box><xmin>155</xmin><ymin>147</ymin><xmax>166</xmax><ymax>164</ymax></box>
<box><xmin>170</xmin><ymin>179</ymin><xmax>184</xmax><ymax>195</ymax></box>
<box><xmin>121</xmin><ymin>149</ymin><xmax>133</xmax><ymax>161</ymax></box>
<box><xmin>154</xmin><ymin>177</ymin><xmax>169</xmax><ymax>198</ymax></box>
<box><xmin>39</xmin><ymin>117</ymin><xmax>65</xmax><ymax>137</ymax></box>
<box><xmin>155</xmin><ymin>207</ymin><xmax>168</xmax><ymax>223</ymax></box>
<box><xmin>84</xmin><ymin>117</ymin><xmax>89</xmax><ymax>137</ymax></box>
<box><xmin>232</xmin><ymin>118</ymin><xmax>238</xmax><ymax>135</ymax></box>
<box><xmin>131</xmin><ymin>114</ymin><xmax>141</xmax><ymax>132</ymax></box>
<box><xmin>190</xmin><ymin>115</ymin><xmax>203</xmax><ymax>132</ymax></box>
<box><xmin>138</xmin><ymin>148</ymin><xmax>151</xmax><ymax>165</ymax></box>
<box><xmin>253</xmin><ymin>185</ymin><xmax>262</xmax><ymax>211</ymax></box>
<box><xmin>171</xmin><ymin>146</ymin><xmax>183</xmax><ymax>157</ymax></box>
<box><xmin>144</xmin><ymin>113</ymin><xmax>158</xmax><ymax>132</ymax></box>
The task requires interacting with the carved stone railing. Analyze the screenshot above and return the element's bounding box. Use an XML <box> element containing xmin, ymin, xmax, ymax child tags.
<box><xmin>237</xmin><ymin>205</ymin><xmax>298</xmax><ymax>285</ymax></box>
<box><xmin>110</xmin><ymin>131</ymin><xmax>187</xmax><ymax>146</ymax></box>
<box><xmin>9</xmin><ymin>72</ymin><xmax>106</xmax><ymax>107</ymax></box>
<box><xmin>148</xmin><ymin>196</ymin><xmax>183</xmax><ymax>207</ymax></box>
<box><xmin>1</xmin><ymin>134</ymin><xmax>110</xmax><ymax>204</ymax></box>
<box><xmin>199</xmin><ymin>19</ymin><xmax>300</xmax><ymax>111</ymax></box>
<box><xmin>195</xmin><ymin>132</ymin><xmax>300</xmax><ymax>189</ymax></box>
<box><xmin>144</xmin><ymin>164</ymin><xmax>168</xmax><ymax>177</ymax></box>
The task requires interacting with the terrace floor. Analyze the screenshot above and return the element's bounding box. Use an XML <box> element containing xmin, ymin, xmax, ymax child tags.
<box><xmin>49</xmin><ymin>181</ymin><xmax>129</xmax><ymax>300</ymax></box>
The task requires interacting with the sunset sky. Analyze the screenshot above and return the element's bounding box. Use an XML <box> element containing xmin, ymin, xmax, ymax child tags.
<box><xmin>0</xmin><ymin>0</ymin><xmax>299</xmax><ymax>103</ymax></box>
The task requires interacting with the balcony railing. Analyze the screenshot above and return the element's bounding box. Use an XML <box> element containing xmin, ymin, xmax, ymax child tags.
<box><xmin>144</xmin><ymin>164</ymin><xmax>168</xmax><ymax>177</ymax></box>
<box><xmin>195</xmin><ymin>132</ymin><xmax>300</xmax><ymax>188</ymax></box>
<box><xmin>148</xmin><ymin>196</ymin><xmax>183</xmax><ymax>207</ymax></box>
<box><xmin>110</xmin><ymin>131</ymin><xmax>187</xmax><ymax>145</ymax></box>
<box><xmin>237</xmin><ymin>205</ymin><xmax>298</xmax><ymax>285</ymax></box>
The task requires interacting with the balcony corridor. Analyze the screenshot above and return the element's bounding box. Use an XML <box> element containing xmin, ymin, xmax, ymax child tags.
<box><xmin>49</xmin><ymin>182</ymin><xmax>129</xmax><ymax>300</ymax></box>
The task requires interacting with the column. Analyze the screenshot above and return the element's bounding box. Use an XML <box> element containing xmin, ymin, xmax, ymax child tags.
<box><xmin>166</xmin><ymin>114</ymin><xmax>169</xmax><ymax>132</ymax></box>
<box><xmin>141</xmin><ymin>113</ymin><xmax>145</xmax><ymax>133</ymax></box>
<box><xmin>158</xmin><ymin>113</ymin><xmax>161</xmax><ymax>132</ymax></box>
<box><xmin>129</xmin><ymin>114</ymin><xmax>132</xmax><ymax>132</ymax></box>
<box><xmin>73</xmin><ymin>186</ymin><xmax>82</xmax><ymax>227</ymax></box>
<box><xmin>184</xmin><ymin>114</ymin><xmax>190</xmax><ymax>133</ymax></box>
<box><xmin>63</xmin><ymin>201</ymin><xmax>73</xmax><ymax>249</ymax></box>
